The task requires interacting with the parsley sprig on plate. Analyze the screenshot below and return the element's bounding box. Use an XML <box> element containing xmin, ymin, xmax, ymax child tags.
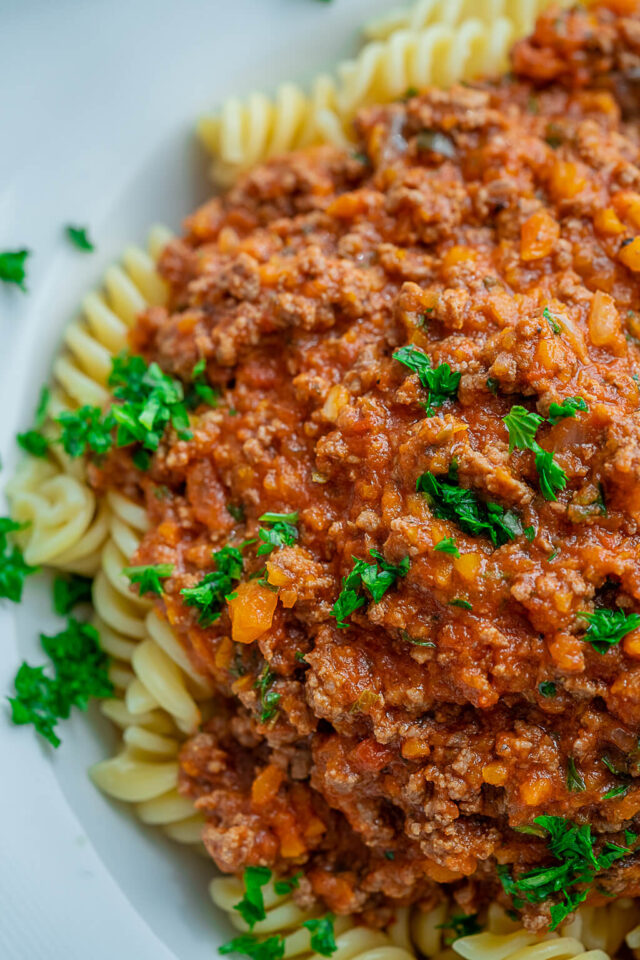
<box><xmin>124</xmin><ymin>563</ymin><xmax>174</xmax><ymax>596</ymax></box>
<box><xmin>577</xmin><ymin>608</ymin><xmax>640</xmax><ymax>654</ymax></box>
<box><xmin>0</xmin><ymin>517</ymin><xmax>38</xmax><ymax>602</ymax></box>
<box><xmin>0</xmin><ymin>249</ymin><xmax>30</xmax><ymax>290</ymax></box>
<box><xmin>393</xmin><ymin>345</ymin><xmax>460</xmax><ymax>416</ymax></box>
<box><xmin>499</xmin><ymin>815</ymin><xmax>632</xmax><ymax>929</ymax></box>
<box><xmin>332</xmin><ymin>549</ymin><xmax>410</xmax><ymax>628</ymax></box>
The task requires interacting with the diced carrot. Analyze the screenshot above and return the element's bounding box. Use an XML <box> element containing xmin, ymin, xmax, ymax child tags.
<box><xmin>549</xmin><ymin>161</ymin><xmax>587</xmax><ymax>201</ymax></box>
<box><xmin>623</xmin><ymin>630</ymin><xmax>640</xmax><ymax>659</ymax></box>
<box><xmin>520</xmin><ymin>210</ymin><xmax>560</xmax><ymax>261</ymax></box>
<box><xmin>157</xmin><ymin>521</ymin><xmax>180</xmax><ymax>546</ymax></box>
<box><xmin>402</xmin><ymin>738</ymin><xmax>431</xmax><ymax>759</ymax></box>
<box><xmin>265</xmin><ymin>563</ymin><xmax>291</xmax><ymax>587</ymax></box>
<box><xmin>214</xmin><ymin>635</ymin><xmax>234</xmax><ymax>671</ymax></box>
<box><xmin>613</xmin><ymin>191</ymin><xmax>640</xmax><ymax>230</ymax></box>
<box><xmin>619</xmin><ymin>237</ymin><xmax>640</xmax><ymax>273</ymax></box>
<box><xmin>547</xmin><ymin>633</ymin><xmax>585</xmax><ymax>673</ymax></box>
<box><xmin>443</xmin><ymin>245</ymin><xmax>477</xmax><ymax>267</ymax></box>
<box><xmin>519</xmin><ymin>775</ymin><xmax>553</xmax><ymax>806</ymax></box>
<box><xmin>177</xmin><ymin>312</ymin><xmax>199</xmax><ymax>334</ymax></box>
<box><xmin>251</xmin><ymin>764</ymin><xmax>284</xmax><ymax>806</ymax></box>
<box><xmin>482</xmin><ymin>762</ymin><xmax>508</xmax><ymax>786</ymax></box>
<box><xmin>423</xmin><ymin>861</ymin><xmax>463</xmax><ymax>883</ymax></box>
<box><xmin>453</xmin><ymin>552</ymin><xmax>481</xmax><ymax>581</ymax></box>
<box><xmin>593</xmin><ymin>208</ymin><xmax>625</xmax><ymax>236</ymax></box>
<box><xmin>228</xmin><ymin>580</ymin><xmax>278</xmax><ymax>644</ymax></box>
<box><xmin>272</xmin><ymin>809</ymin><xmax>306</xmax><ymax>858</ymax></box>
<box><xmin>350</xmin><ymin>738</ymin><xmax>394</xmax><ymax>773</ymax></box>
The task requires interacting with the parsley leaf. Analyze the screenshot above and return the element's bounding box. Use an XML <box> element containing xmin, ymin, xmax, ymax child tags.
<box><xmin>534</xmin><ymin>446</ymin><xmax>568</xmax><ymax>501</ymax></box>
<box><xmin>538</xmin><ymin>681</ymin><xmax>556</xmax><ymax>698</ymax></box>
<box><xmin>254</xmin><ymin>666</ymin><xmax>281</xmax><ymax>724</ymax></box>
<box><xmin>65</xmin><ymin>225</ymin><xmax>94</xmax><ymax>252</ymax></box>
<box><xmin>577</xmin><ymin>608</ymin><xmax>640</xmax><ymax>654</ymax></box>
<box><xmin>219</xmin><ymin>935</ymin><xmax>285</xmax><ymax>960</ymax></box>
<box><xmin>0</xmin><ymin>518</ymin><xmax>38</xmax><ymax>602</ymax></box>
<box><xmin>0</xmin><ymin>249</ymin><xmax>29</xmax><ymax>290</ymax></box>
<box><xmin>503</xmin><ymin>405</ymin><xmax>544</xmax><ymax>452</ymax></box>
<box><xmin>544</xmin><ymin>306</ymin><xmax>563</xmax><ymax>335</ymax></box>
<box><xmin>547</xmin><ymin>397</ymin><xmax>588</xmax><ymax>425</ymax></box>
<box><xmin>449</xmin><ymin>598</ymin><xmax>472</xmax><ymax>610</ymax></box>
<box><xmin>181</xmin><ymin>544</ymin><xmax>245</xmax><ymax>626</ymax></box>
<box><xmin>331</xmin><ymin>549</ymin><xmax>409</xmax><ymax>627</ymax></box>
<box><xmin>257</xmin><ymin>512</ymin><xmax>299</xmax><ymax>557</ymax></box>
<box><xmin>53</xmin><ymin>574</ymin><xmax>93</xmax><ymax>615</ymax></box>
<box><xmin>234</xmin><ymin>867</ymin><xmax>272</xmax><ymax>929</ymax></box>
<box><xmin>604</xmin><ymin>784</ymin><xmax>629</xmax><ymax>800</ymax></box>
<box><xmin>185</xmin><ymin>358</ymin><xmax>219</xmax><ymax>409</ymax></box>
<box><xmin>302</xmin><ymin>916</ymin><xmax>337</xmax><ymax>957</ymax></box>
<box><xmin>35</xmin><ymin>386</ymin><xmax>50</xmax><ymax>427</ymax></box>
<box><xmin>274</xmin><ymin>872</ymin><xmax>302</xmax><ymax>896</ymax></box>
<box><xmin>123</xmin><ymin>563</ymin><xmax>174</xmax><ymax>596</ymax></box>
<box><xmin>57</xmin><ymin>405</ymin><xmax>114</xmax><ymax>458</ymax></box>
<box><xmin>417</xmin><ymin>471</ymin><xmax>522</xmax><ymax>547</ymax></box>
<box><xmin>17</xmin><ymin>429</ymin><xmax>49</xmax><ymax>458</ymax></box>
<box><xmin>437</xmin><ymin>914</ymin><xmax>482</xmax><ymax>945</ymax></box>
<box><xmin>393</xmin><ymin>345</ymin><xmax>460</xmax><ymax>415</ymax></box>
<box><xmin>8</xmin><ymin>618</ymin><xmax>112</xmax><ymax>747</ymax></box>
<box><xmin>499</xmin><ymin>815</ymin><xmax>630</xmax><ymax>930</ymax></box>
<box><xmin>567</xmin><ymin>757</ymin><xmax>586</xmax><ymax>793</ymax></box>
<box><xmin>227</xmin><ymin>503</ymin><xmax>245</xmax><ymax>523</ymax></box>
<box><xmin>434</xmin><ymin>537</ymin><xmax>460</xmax><ymax>557</ymax></box>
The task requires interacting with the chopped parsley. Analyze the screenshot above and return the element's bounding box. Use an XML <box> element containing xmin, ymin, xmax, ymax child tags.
<box><xmin>393</xmin><ymin>345</ymin><xmax>460</xmax><ymax>416</ymax></box>
<box><xmin>274</xmin><ymin>872</ymin><xmax>302</xmax><ymax>896</ymax></box>
<box><xmin>539</xmin><ymin>681</ymin><xmax>557</xmax><ymax>698</ymax></box>
<box><xmin>437</xmin><ymin>914</ymin><xmax>482</xmax><ymax>945</ymax></box>
<box><xmin>109</xmin><ymin>354</ymin><xmax>192</xmax><ymax>456</ymax></box>
<box><xmin>449</xmin><ymin>598</ymin><xmax>472</xmax><ymax>610</ymax></box>
<box><xmin>56</xmin><ymin>405</ymin><xmax>114</xmax><ymax>458</ymax></box>
<box><xmin>332</xmin><ymin>549</ymin><xmax>410</xmax><ymax>628</ymax></box>
<box><xmin>524</xmin><ymin>526</ymin><xmax>536</xmax><ymax>542</ymax></box>
<box><xmin>417</xmin><ymin>470</ymin><xmax>522</xmax><ymax>547</ymax></box>
<box><xmin>257</xmin><ymin>512</ymin><xmax>299</xmax><ymax>557</ymax></box>
<box><xmin>35</xmin><ymin>386</ymin><xmax>50</xmax><ymax>426</ymax></box>
<box><xmin>181</xmin><ymin>544</ymin><xmax>246</xmax><ymax>625</ymax></box>
<box><xmin>486</xmin><ymin>377</ymin><xmax>499</xmax><ymax>395</ymax></box>
<box><xmin>255</xmin><ymin>666</ymin><xmax>280</xmax><ymax>724</ymax></box>
<box><xmin>535</xmin><ymin>447</ymin><xmax>568</xmax><ymax>501</ymax></box>
<box><xmin>577</xmin><ymin>608</ymin><xmax>640</xmax><ymax>654</ymax></box>
<box><xmin>604</xmin><ymin>784</ymin><xmax>629</xmax><ymax>800</ymax></box>
<box><xmin>185</xmin><ymin>358</ymin><xmax>219</xmax><ymax>409</ymax></box>
<box><xmin>65</xmin><ymin>225</ymin><xmax>94</xmax><ymax>252</ymax></box>
<box><xmin>543</xmin><ymin>306</ymin><xmax>563</xmax><ymax>335</ymax></box>
<box><xmin>503</xmin><ymin>405</ymin><xmax>544</xmax><ymax>452</ymax></box>
<box><xmin>8</xmin><ymin>618</ymin><xmax>112</xmax><ymax>747</ymax></box>
<box><xmin>0</xmin><ymin>249</ymin><xmax>29</xmax><ymax>290</ymax></box>
<box><xmin>53</xmin><ymin>574</ymin><xmax>93</xmax><ymax>615</ymax></box>
<box><xmin>123</xmin><ymin>563</ymin><xmax>174</xmax><ymax>596</ymax></box>
<box><xmin>234</xmin><ymin>866</ymin><xmax>272</xmax><ymax>928</ymax></box>
<box><xmin>499</xmin><ymin>815</ymin><xmax>631</xmax><ymax>929</ymax></box>
<box><xmin>227</xmin><ymin>503</ymin><xmax>246</xmax><ymax>524</ymax></box>
<box><xmin>547</xmin><ymin>397</ymin><xmax>588</xmax><ymax>425</ymax></box>
<box><xmin>302</xmin><ymin>916</ymin><xmax>337</xmax><ymax>957</ymax></box>
<box><xmin>0</xmin><ymin>518</ymin><xmax>38</xmax><ymax>602</ymax></box>
<box><xmin>219</xmin><ymin>935</ymin><xmax>285</xmax><ymax>960</ymax></box>
<box><xmin>17</xmin><ymin>429</ymin><xmax>49</xmax><ymax>458</ymax></box>
<box><xmin>567</xmin><ymin>757</ymin><xmax>586</xmax><ymax>793</ymax></box>
<box><xmin>434</xmin><ymin>537</ymin><xmax>460</xmax><ymax>557</ymax></box>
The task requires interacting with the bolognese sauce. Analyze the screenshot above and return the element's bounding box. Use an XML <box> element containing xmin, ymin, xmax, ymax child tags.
<box><xmin>98</xmin><ymin>1</ymin><xmax>640</xmax><ymax>932</ymax></box>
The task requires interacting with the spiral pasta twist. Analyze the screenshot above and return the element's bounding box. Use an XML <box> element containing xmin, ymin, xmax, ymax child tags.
<box><xmin>362</xmin><ymin>0</ymin><xmax>572</xmax><ymax>42</ymax></box>
<box><xmin>452</xmin><ymin>930</ymin><xmax>608</xmax><ymax>960</ymax></box>
<box><xmin>6</xmin><ymin>226</ymin><xmax>172</xmax><ymax>574</ymax></box>
<box><xmin>197</xmin><ymin>0</ymin><xmax>564</xmax><ymax>186</ymax></box>
<box><xmin>210</xmin><ymin>876</ymin><xmax>416</xmax><ymax>960</ymax></box>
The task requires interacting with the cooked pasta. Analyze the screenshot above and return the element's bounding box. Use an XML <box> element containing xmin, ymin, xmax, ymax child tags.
<box><xmin>210</xmin><ymin>876</ymin><xmax>416</xmax><ymax>960</ymax></box>
<box><xmin>452</xmin><ymin>931</ymin><xmax>608</xmax><ymax>960</ymax></box>
<box><xmin>197</xmin><ymin>0</ymin><xmax>564</xmax><ymax>185</ymax></box>
<box><xmin>362</xmin><ymin>0</ymin><xmax>572</xmax><ymax>42</ymax></box>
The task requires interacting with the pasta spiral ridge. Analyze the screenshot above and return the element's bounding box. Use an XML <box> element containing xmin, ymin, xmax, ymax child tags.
<box><xmin>210</xmin><ymin>876</ymin><xmax>416</xmax><ymax>960</ymax></box>
<box><xmin>6</xmin><ymin>226</ymin><xmax>172</xmax><ymax>573</ymax></box>
<box><xmin>197</xmin><ymin>0</ymin><xmax>563</xmax><ymax>186</ymax></box>
<box><xmin>362</xmin><ymin>0</ymin><xmax>572</xmax><ymax>42</ymax></box>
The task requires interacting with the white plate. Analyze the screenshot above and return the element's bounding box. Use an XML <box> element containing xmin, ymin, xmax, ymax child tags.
<box><xmin>0</xmin><ymin>1</ymin><xmax>392</xmax><ymax>957</ymax></box>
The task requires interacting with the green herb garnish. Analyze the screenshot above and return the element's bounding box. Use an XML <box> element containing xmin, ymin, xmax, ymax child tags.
<box><xmin>274</xmin><ymin>872</ymin><xmax>302</xmax><ymax>896</ymax></box>
<box><xmin>535</xmin><ymin>447</ymin><xmax>568</xmax><ymax>501</ymax></box>
<box><xmin>417</xmin><ymin>471</ymin><xmax>522</xmax><ymax>546</ymax></box>
<box><xmin>185</xmin><ymin>358</ymin><xmax>219</xmax><ymax>409</ymax></box>
<box><xmin>332</xmin><ymin>549</ymin><xmax>410</xmax><ymax>628</ymax></box>
<box><xmin>0</xmin><ymin>249</ymin><xmax>29</xmax><ymax>290</ymax></box>
<box><xmin>257</xmin><ymin>512</ymin><xmax>299</xmax><ymax>557</ymax></box>
<box><xmin>503</xmin><ymin>405</ymin><xmax>544</xmax><ymax>452</ymax></box>
<box><xmin>227</xmin><ymin>503</ymin><xmax>245</xmax><ymax>523</ymax></box>
<box><xmin>0</xmin><ymin>518</ymin><xmax>38</xmax><ymax>602</ymax></box>
<box><xmin>219</xmin><ymin>935</ymin><xmax>285</xmax><ymax>960</ymax></box>
<box><xmin>577</xmin><ymin>608</ymin><xmax>640</xmax><ymax>654</ymax></box>
<box><xmin>56</xmin><ymin>405</ymin><xmax>114</xmax><ymax>458</ymax></box>
<box><xmin>255</xmin><ymin>666</ymin><xmax>280</xmax><ymax>724</ymax></box>
<box><xmin>17</xmin><ymin>429</ymin><xmax>49</xmax><ymax>458</ymax></box>
<box><xmin>393</xmin><ymin>345</ymin><xmax>460</xmax><ymax>416</ymax></box>
<box><xmin>123</xmin><ymin>563</ymin><xmax>174</xmax><ymax>596</ymax></box>
<box><xmin>234</xmin><ymin>867</ymin><xmax>272</xmax><ymax>928</ymax></box>
<box><xmin>449</xmin><ymin>598</ymin><xmax>472</xmax><ymax>610</ymax></box>
<box><xmin>437</xmin><ymin>914</ymin><xmax>482</xmax><ymax>945</ymax></box>
<box><xmin>567</xmin><ymin>757</ymin><xmax>586</xmax><ymax>793</ymax></box>
<box><xmin>543</xmin><ymin>306</ymin><xmax>563</xmax><ymax>335</ymax></box>
<box><xmin>53</xmin><ymin>574</ymin><xmax>93</xmax><ymax>615</ymax></box>
<box><xmin>181</xmin><ymin>544</ymin><xmax>245</xmax><ymax>626</ymax></box>
<box><xmin>302</xmin><ymin>916</ymin><xmax>337</xmax><ymax>957</ymax></box>
<box><xmin>434</xmin><ymin>537</ymin><xmax>459</xmax><ymax>557</ymax></box>
<box><xmin>547</xmin><ymin>397</ymin><xmax>588</xmax><ymax>425</ymax></box>
<box><xmin>539</xmin><ymin>681</ymin><xmax>556</xmax><ymax>698</ymax></box>
<box><xmin>8</xmin><ymin>618</ymin><xmax>112</xmax><ymax>747</ymax></box>
<box><xmin>65</xmin><ymin>225</ymin><xmax>94</xmax><ymax>252</ymax></box>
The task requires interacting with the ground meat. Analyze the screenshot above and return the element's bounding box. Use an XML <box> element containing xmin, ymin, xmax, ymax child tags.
<box><xmin>104</xmin><ymin>1</ymin><xmax>640</xmax><ymax>931</ymax></box>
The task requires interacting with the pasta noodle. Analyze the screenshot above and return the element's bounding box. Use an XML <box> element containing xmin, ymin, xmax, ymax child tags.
<box><xmin>210</xmin><ymin>876</ymin><xmax>416</xmax><ymax>960</ymax></box>
<box><xmin>197</xmin><ymin>0</ymin><xmax>564</xmax><ymax>185</ymax></box>
<box><xmin>452</xmin><ymin>930</ymin><xmax>608</xmax><ymax>960</ymax></box>
<box><xmin>362</xmin><ymin>0</ymin><xmax>572</xmax><ymax>42</ymax></box>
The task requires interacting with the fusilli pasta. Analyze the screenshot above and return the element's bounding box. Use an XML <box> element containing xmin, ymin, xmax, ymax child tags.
<box><xmin>197</xmin><ymin>0</ymin><xmax>564</xmax><ymax>185</ymax></box>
